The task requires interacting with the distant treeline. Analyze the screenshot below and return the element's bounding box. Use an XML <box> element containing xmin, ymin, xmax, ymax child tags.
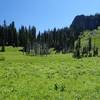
<box><xmin>0</xmin><ymin>21</ymin><xmax>78</xmax><ymax>53</ymax></box>
<box><xmin>0</xmin><ymin>13</ymin><xmax>100</xmax><ymax>53</ymax></box>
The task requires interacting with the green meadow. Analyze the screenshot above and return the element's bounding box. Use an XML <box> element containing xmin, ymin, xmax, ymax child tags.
<box><xmin>0</xmin><ymin>47</ymin><xmax>100</xmax><ymax>100</ymax></box>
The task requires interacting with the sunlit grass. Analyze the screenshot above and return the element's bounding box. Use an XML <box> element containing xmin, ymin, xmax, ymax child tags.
<box><xmin>0</xmin><ymin>47</ymin><xmax>100</xmax><ymax>100</ymax></box>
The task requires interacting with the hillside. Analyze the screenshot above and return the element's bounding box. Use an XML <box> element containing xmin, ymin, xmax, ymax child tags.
<box><xmin>80</xmin><ymin>27</ymin><xmax>100</xmax><ymax>50</ymax></box>
<box><xmin>0</xmin><ymin>47</ymin><xmax>100</xmax><ymax>100</ymax></box>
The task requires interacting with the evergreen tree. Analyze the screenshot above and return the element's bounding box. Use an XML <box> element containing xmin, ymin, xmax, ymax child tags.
<box><xmin>73</xmin><ymin>38</ymin><xmax>81</xmax><ymax>58</ymax></box>
<box><xmin>88</xmin><ymin>37</ymin><xmax>92</xmax><ymax>52</ymax></box>
<box><xmin>37</xmin><ymin>31</ymin><xmax>41</xmax><ymax>42</ymax></box>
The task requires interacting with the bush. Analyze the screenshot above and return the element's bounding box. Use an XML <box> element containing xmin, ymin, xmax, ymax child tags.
<box><xmin>54</xmin><ymin>84</ymin><xmax>58</xmax><ymax>91</ymax></box>
<box><xmin>88</xmin><ymin>52</ymin><xmax>92</xmax><ymax>57</ymax></box>
<box><xmin>1</xmin><ymin>45</ymin><xmax>5</xmax><ymax>52</ymax></box>
<box><xmin>60</xmin><ymin>85</ymin><xmax>65</xmax><ymax>92</ymax></box>
<box><xmin>93</xmin><ymin>47</ymin><xmax>99</xmax><ymax>57</ymax></box>
<box><xmin>0</xmin><ymin>56</ymin><xmax>5</xmax><ymax>61</ymax></box>
<box><xmin>82</xmin><ymin>47</ymin><xmax>88</xmax><ymax>57</ymax></box>
<box><xmin>73</xmin><ymin>48</ymin><xmax>81</xmax><ymax>58</ymax></box>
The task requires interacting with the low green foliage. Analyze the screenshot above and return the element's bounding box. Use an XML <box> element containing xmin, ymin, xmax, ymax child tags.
<box><xmin>0</xmin><ymin>56</ymin><xmax>5</xmax><ymax>61</ymax></box>
<box><xmin>0</xmin><ymin>47</ymin><xmax>100</xmax><ymax>100</ymax></box>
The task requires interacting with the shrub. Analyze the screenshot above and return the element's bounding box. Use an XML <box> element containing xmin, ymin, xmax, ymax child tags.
<box><xmin>88</xmin><ymin>52</ymin><xmax>92</xmax><ymax>57</ymax></box>
<box><xmin>1</xmin><ymin>45</ymin><xmax>5</xmax><ymax>52</ymax></box>
<box><xmin>60</xmin><ymin>85</ymin><xmax>65</xmax><ymax>92</ymax></box>
<box><xmin>0</xmin><ymin>56</ymin><xmax>5</xmax><ymax>61</ymax></box>
<box><xmin>93</xmin><ymin>47</ymin><xmax>99</xmax><ymax>57</ymax></box>
<box><xmin>54</xmin><ymin>84</ymin><xmax>58</xmax><ymax>91</ymax></box>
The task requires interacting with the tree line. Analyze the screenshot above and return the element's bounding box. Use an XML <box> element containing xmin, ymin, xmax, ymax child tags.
<box><xmin>0</xmin><ymin>13</ymin><xmax>100</xmax><ymax>55</ymax></box>
<box><xmin>0</xmin><ymin>21</ymin><xmax>79</xmax><ymax>55</ymax></box>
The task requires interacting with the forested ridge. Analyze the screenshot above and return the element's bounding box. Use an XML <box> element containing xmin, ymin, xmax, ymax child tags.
<box><xmin>0</xmin><ymin>13</ymin><xmax>100</xmax><ymax>54</ymax></box>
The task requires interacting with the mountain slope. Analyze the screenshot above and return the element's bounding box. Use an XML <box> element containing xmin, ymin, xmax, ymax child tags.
<box><xmin>70</xmin><ymin>14</ymin><xmax>100</xmax><ymax>33</ymax></box>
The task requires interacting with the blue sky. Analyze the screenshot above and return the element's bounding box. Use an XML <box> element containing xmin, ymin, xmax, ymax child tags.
<box><xmin>0</xmin><ymin>0</ymin><xmax>100</xmax><ymax>33</ymax></box>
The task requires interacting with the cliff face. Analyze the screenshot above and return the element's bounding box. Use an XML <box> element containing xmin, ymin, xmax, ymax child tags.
<box><xmin>70</xmin><ymin>14</ymin><xmax>100</xmax><ymax>32</ymax></box>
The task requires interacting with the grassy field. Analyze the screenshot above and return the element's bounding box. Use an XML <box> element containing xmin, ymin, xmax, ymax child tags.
<box><xmin>0</xmin><ymin>47</ymin><xmax>100</xmax><ymax>100</ymax></box>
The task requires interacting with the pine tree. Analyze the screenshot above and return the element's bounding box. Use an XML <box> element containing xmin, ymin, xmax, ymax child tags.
<box><xmin>88</xmin><ymin>37</ymin><xmax>92</xmax><ymax>52</ymax></box>
<box><xmin>73</xmin><ymin>38</ymin><xmax>81</xmax><ymax>58</ymax></box>
<box><xmin>1</xmin><ymin>40</ymin><xmax>5</xmax><ymax>52</ymax></box>
<box><xmin>88</xmin><ymin>37</ymin><xmax>92</xmax><ymax>57</ymax></box>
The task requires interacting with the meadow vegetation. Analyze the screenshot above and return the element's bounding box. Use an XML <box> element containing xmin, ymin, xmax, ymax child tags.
<box><xmin>0</xmin><ymin>47</ymin><xmax>100</xmax><ymax>100</ymax></box>
<box><xmin>0</xmin><ymin>14</ymin><xmax>100</xmax><ymax>100</ymax></box>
